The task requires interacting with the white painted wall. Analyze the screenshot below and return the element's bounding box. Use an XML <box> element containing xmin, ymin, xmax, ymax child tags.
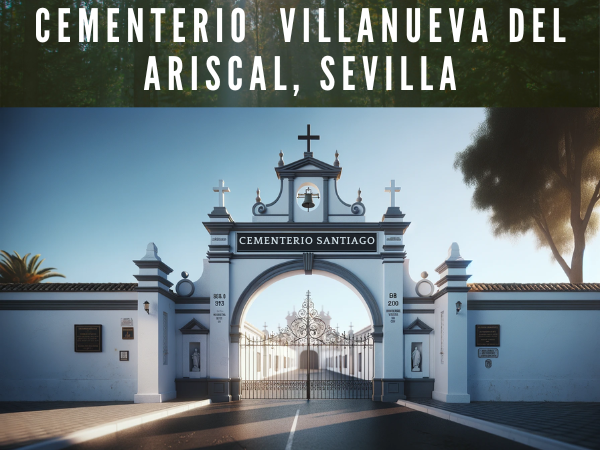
<box><xmin>467</xmin><ymin>307</ymin><xmax>600</xmax><ymax>401</ymax></box>
<box><xmin>158</xmin><ymin>296</ymin><xmax>177</xmax><ymax>398</ymax></box>
<box><xmin>209</xmin><ymin>260</ymin><xmax>231</xmax><ymax>380</ymax></box>
<box><xmin>0</xmin><ymin>305</ymin><xmax>138</xmax><ymax>401</ymax></box>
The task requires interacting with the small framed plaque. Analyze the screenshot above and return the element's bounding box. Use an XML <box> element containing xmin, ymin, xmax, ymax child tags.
<box><xmin>478</xmin><ymin>348</ymin><xmax>499</xmax><ymax>358</ymax></box>
<box><xmin>122</xmin><ymin>327</ymin><xmax>134</xmax><ymax>340</ymax></box>
<box><xmin>476</xmin><ymin>325</ymin><xmax>500</xmax><ymax>347</ymax></box>
<box><xmin>120</xmin><ymin>351</ymin><xmax>129</xmax><ymax>361</ymax></box>
<box><xmin>74</xmin><ymin>325</ymin><xmax>102</xmax><ymax>352</ymax></box>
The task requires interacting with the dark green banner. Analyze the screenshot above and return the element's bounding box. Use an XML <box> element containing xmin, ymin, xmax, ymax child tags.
<box><xmin>1</xmin><ymin>0</ymin><xmax>597</xmax><ymax>107</ymax></box>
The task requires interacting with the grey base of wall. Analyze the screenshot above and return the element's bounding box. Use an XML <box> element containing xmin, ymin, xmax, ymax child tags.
<box><xmin>379</xmin><ymin>378</ymin><xmax>408</xmax><ymax>402</ymax></box>
<box><xmin>373</xmin><ymin>378</ymin><xmax>434</xmax><ymax>402</ymax></box>
<box><xmin>176</xmin><ymin>379</ymin><xmax>209</xmax><ymax>399</ymax></box>
<box><xmin>176</xmin><ymin>378</ymin><xmax>233</xmax><ymax>403</ymax></box>
<box><xmin>176</xmin><ymin>378</ymin><xmax>435</xmax><ymax>402</ymax></box>
<box><xmin>404</xmin><ymin>379</ymin><xmax>435</xmax><ymax>399</ymax></box>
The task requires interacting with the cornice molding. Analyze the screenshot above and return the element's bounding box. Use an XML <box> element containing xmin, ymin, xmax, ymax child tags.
<box><xmin>435</xmin><ymin>260</ymin><xmax>472</xmax><ymax>274</ymax></box>
<box><xmin>133</xmin><ymin>275</ymin><xmax>173</xmax><ymax>288</ymax></box>
<box><xmin>0</xmin><ymin>300</ymin><xmax>138</xmax><ymax>310</ymax></box>
<box><xmin>133</xmin><ymin>260</ymin><xmax>173</xmax><ymax>274</ymax></box>
<box><xmin>135</xmin><ymin>286</ymin><xmax>176</xmax><ymax>301</ymax></box>
<box><xmin>435</xmin><ymin>274</ymin><xmax>472</xmax><ymax>287</ymax></box>
<box><xmin>468</xmin><ymin>300</ymin><xmax>600</xmax><ymax>310</ymax></box>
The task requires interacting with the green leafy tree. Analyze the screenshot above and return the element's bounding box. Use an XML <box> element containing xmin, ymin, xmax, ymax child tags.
<box><xmin>0</xmin><ymin>251</ymin><xmax>66</xmax><ymax>283</ymax></box>
<box><xmin>455</xmin><ymin>108</ymin><xmax>600</xmax><ymax>283</ymax></box>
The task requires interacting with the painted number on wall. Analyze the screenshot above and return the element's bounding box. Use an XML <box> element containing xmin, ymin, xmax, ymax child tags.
<box><xmin>389</xmin><ymin>293</ymin><xmax>397</xmax><ymax>298</ymax></box>
<box><xmin>388</xmin><ymin>293</ymin><xmax>398</xmax><ymax>306</ymax></box>
<box><xmin>213</xmin><ymin>293</ymin><xmax>226</xmax><ymax>307</ymax></box>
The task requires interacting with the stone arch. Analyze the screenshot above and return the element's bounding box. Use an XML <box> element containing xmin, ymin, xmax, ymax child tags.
<box><xmin>231</xmin><ymin>259</ymin><xmax>383</xmax><ymax>342</ymax></box>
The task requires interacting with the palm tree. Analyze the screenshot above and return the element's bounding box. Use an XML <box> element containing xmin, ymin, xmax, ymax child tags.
<box><xmin>0</xmin><ymin>251</ymin><xmax>65</xmax><ymax>283</ymax></box>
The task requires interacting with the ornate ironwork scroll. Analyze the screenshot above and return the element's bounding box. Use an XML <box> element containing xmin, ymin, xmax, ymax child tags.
<box><xmin>241</xmin><ymin>291</ymin><xmax>374</xmax><ymax>400</ymax></box>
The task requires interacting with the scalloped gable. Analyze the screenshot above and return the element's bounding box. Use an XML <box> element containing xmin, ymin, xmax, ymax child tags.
<box><xmin>180</xmin><ymin>318</ymin><xmax>209</xmax><ymax>334</ymax></box>
<box><xmin>275</xmin><ymin>156</ymin><xmax>342</xmax><ymax>180</ymax></box>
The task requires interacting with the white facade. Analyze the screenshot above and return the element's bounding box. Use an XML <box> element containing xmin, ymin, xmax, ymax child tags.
<box><xmin>1</xmin><ymin>139</ymin><xmax>599</xmax><ymax>403</ymax></box>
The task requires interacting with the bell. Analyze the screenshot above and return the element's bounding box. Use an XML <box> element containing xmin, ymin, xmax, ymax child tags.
<box><xmin>302</xmin><ymin>192</ymin><xmax>315</xmax><ymax>210</ymax></box>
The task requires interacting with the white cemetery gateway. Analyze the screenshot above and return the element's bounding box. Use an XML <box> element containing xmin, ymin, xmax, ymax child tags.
<box><xmin>1</xmin><ymin>125</ymin><xmax>599</xmax><ymax>403</ymax></box>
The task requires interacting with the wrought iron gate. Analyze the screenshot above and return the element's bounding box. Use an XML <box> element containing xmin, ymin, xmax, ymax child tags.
<box><xmin>241</xmin><ymin>291</ymin><xmax>373</xmax><ymax>399</ymax></box>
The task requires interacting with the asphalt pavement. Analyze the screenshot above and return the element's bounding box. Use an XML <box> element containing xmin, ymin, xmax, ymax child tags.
<box><xmin>69</xmin><ymin>399</ymin><xmax>533</xmax><ymax>450</ymax></box>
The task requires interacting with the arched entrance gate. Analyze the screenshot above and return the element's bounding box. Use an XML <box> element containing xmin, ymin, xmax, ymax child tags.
<box><xmin>240</xmin><ymin>291</ymin><xmax>374</xmax><ymax>399</ymax></box>
<box><xmin>198</xmin><ymin>126</ymin><xmax>410</xmax><ymax>402</ymax></box>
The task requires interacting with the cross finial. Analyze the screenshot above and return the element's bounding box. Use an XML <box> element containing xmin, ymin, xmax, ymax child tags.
<box><xmin>213</xmin><ymin>179</ymin><xmax>230</xmax><ymax>207</ymax></box>
<box><xmin>298</xmin><ymin>124</ymin><xmax>320</xmax><ymax>154</ymax></box>
<box><xmin>385</xmin><ymin>180</ymin><xmax>401</xmax><ymax>207</ymax></box>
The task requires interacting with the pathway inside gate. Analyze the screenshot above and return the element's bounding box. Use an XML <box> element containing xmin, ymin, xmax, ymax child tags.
<box><xmin>243</xmin><ymin>369</ymin><xmax>372</xmax><ymax>400</ymax></box>
<box><xmin>241</xmin><ymin>292</ymin><xmax>374</xmax><ymax>400</ymax></box>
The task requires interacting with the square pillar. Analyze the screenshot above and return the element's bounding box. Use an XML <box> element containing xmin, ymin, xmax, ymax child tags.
<box><xmin>432</xmin><ymin>243</ymin><xmax>471</xmax><ymax>403</ymax></box>
<box><xmin>133</xmin><ymin>243</ymin><xmax>176</xmax><ymax>403</ymax></box>
<box><xmin>379</xmin><ymin>211</ymin><xmax>407</xmax><ymax>402</ymax></box>
<box><xmin>205</xmin><ymin>206</ymin><xmax>235</xmax><ymax>402</ymax></box>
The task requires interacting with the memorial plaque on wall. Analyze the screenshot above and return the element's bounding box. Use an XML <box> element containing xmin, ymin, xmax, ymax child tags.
<box><xmin>74</xmin><ymin>325</ymin><xmax>102</xmax><ymax>352</ymax></box>
<box><xmin>478</xmin><ymin>348</ymin><xmax>499</xmax><ymax>358</ymax></box>
<box><xmin>122</xmin><ymin>327</ymin><xmax>134</xmax><ymax>340</ymax></box>
<box><xmin>476</xmin><ymin>325</ymin><xmax>500</xmax><ymax>347</ymax></box>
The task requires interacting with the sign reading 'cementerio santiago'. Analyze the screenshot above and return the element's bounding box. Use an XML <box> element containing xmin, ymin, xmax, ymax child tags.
<box><xmin>237</xmin><ymin>233</ymin><xmax>377</xmax><ymax>252</ymax></box>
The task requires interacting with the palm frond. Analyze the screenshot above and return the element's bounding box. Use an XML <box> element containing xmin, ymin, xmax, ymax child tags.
<box><xmin>0</xmin><ymin>250</ymin><xmax>66</xmax><ymax>283</ymax></box>
<box><xmin>32</xmin><ymin>256</ymin><xmax>45</xmax><ymax>274</ymax></box>
<box><xmin>27</xmin><ymin>254</ymin><xmax>40</xmax><ymax>273</ymax></box>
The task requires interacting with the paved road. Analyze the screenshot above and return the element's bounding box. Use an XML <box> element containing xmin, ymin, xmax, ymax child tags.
<box><xmin>70</xmin><ymin>400</ymin><xmax>532</xmax><ymax>450</ymax></box>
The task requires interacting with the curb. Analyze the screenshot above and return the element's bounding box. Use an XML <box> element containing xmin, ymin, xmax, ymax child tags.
<box><xmin>19</xmin><ymin>399</ymin><xmax>212</xmax><ymax>450</ymax></box>
<box><xmin>397</xmin><ymin>400</ymin><xmax>587</xmax><ymax>450</ymax></box>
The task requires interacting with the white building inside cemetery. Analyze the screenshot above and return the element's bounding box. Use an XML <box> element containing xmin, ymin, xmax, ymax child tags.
<box><xmin>1</xmin><ymin>126</ymin><xmax>599</xmax><ymax>404</ymax></box>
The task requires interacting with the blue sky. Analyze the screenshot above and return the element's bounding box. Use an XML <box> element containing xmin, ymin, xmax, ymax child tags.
<box><xmin>1</xmin><ymin>108</ymin><xmax>598</xmax><ymax>332</ymax></box>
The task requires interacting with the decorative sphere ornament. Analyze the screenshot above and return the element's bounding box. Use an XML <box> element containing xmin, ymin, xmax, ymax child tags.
<box><xmin>181</xmin><ymin>271</ymin><xmax>189</xmax><ymax>279</ymax></box>
<box><xmin>421</xmin><ymin>271</ymin><xmax>428</xmax><ymax>279</ymax></box>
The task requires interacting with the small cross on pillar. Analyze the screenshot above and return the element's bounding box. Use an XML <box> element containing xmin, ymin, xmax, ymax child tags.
<box><xmin>213</xmin><ymin>180</ymin><xmax>230</xmax><ymax>207</ymax></box>
<box><xmin>298</xmin><ymin>124</ymin><xmax>320</xmax><ymax>154</ymax></box>
<box><xmin>385</xmin><ymin>180</ymin><xmax>401</xmax><ymax>207</ymax></box>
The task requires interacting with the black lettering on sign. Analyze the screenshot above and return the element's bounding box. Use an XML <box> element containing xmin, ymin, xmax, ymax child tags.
<box><xmin>74</xmin><ymin>324</ymin><xmax>102</xmax><ymax>352</ymax></box>
<box><xmin>237</xmin><ymin>233</ymin><xmax>377</xmax><ymax>252</ymax></box>
<box><xmin>476</xmin><ymin>325</ymin><xmax>500</xmax><ymax>347</ymax></box>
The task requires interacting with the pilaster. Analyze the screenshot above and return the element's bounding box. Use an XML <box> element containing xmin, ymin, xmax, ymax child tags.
<box><xmin>432</xmin><ymin>243</ymin><xmax>471</xmax><ymax>403</ymax></box>
<box><xmin>204</xmin><ymin>208</ymin><xmax>234</xmax><ymax>402</ymax></box>
<box><xmin>379</xmin><ymin>209</ymin><xmax>407</xmax><ymax>402</ymax></box>
<box><xmin>133</xmin><ymin>243</ymin><xmax>176</xmax><ymax>403</ymax></box>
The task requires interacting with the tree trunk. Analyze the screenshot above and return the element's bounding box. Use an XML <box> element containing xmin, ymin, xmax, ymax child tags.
<box><xmin>568</xmin><ymin>133</ymin><xmax>585</xmax><ymax>284</ymax></box>
<box><xmin>569</xmin><ymin>228</ymin><xmax>585</xmax><ymax>283</ymax></box>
